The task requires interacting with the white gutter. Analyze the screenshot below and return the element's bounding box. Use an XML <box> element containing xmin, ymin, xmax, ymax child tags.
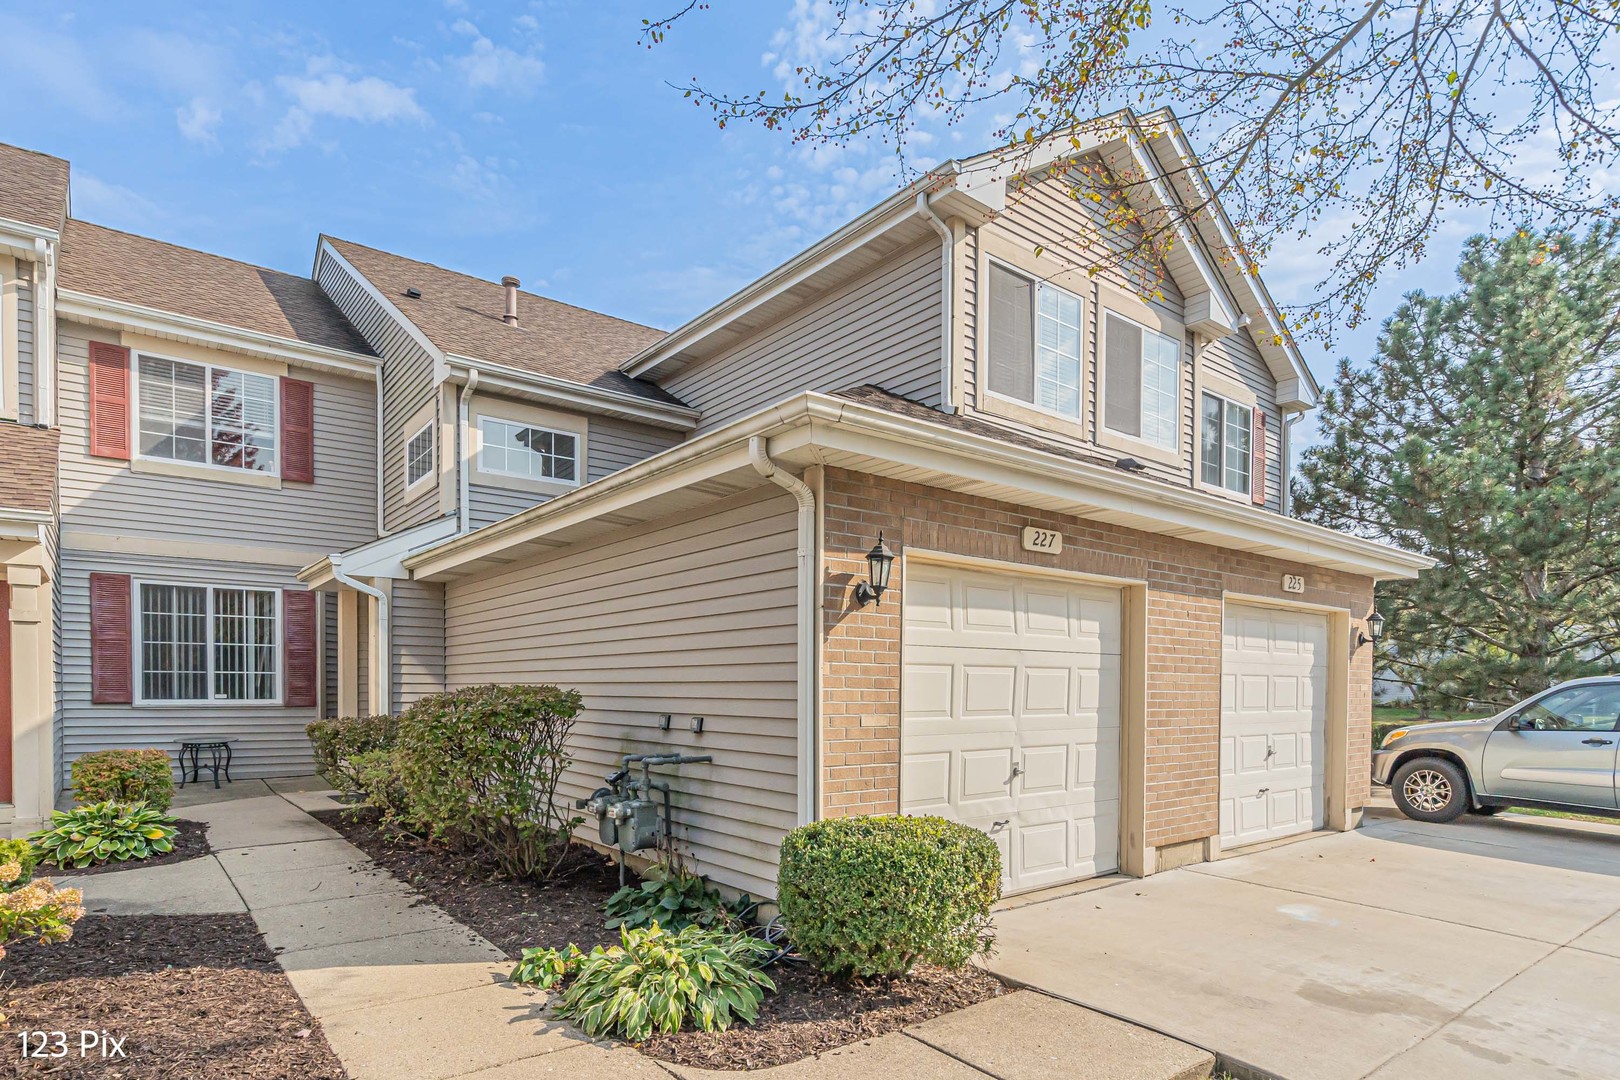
<box><xmin>375</xmin><ymin>365</ymin><xmax>386</xmax><ymax>537</ymax></box>
<box><xmin>35</xmin><ymin>237</ymin><xmax>56</xmax><ymax>426</ymax></box>
<box><xmin>443</xmin><ymin>355</ymin><xmax>698</xmax><ymax>432</ymax></box>
<box><xmin>915</xmin><ymin>193</ymin><xmax>957</xmax><ymax>414</ymax></box>
<box><xmin>749</xmin><ymin>436</ymin><xmax>820</xmax><ymax>824</ymax></box>
<box><xmin>458</xmin><ymin>367</ymin><xmax>480</xmax><ymax>534</ymax></box>
<box><xmin>328</xmin><ymin>554</ymin><xmax>390</xmax><ymax>717</ymax></box>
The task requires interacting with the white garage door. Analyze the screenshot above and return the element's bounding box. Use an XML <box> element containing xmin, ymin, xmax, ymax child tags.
<box><xmin>1220</xmin><ymin>604</ymin><xmax>1329</xmax><ymax>848</ymax></box>
<box><xmin>901</xmin><ymin>563</ymin><xmax>1121</xmax><ymax>894</ymax></box>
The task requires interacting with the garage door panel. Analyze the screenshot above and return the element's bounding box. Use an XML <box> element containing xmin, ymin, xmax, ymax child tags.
<box><xmin>903</xmin><ymin>564</ymin><xmax>1122</xmax><ymax>894</ymax></box>
<box><xmin>1221</xmin><ymin>604</ymin><xmax>1330</xmax><ymax>849</ymax></box>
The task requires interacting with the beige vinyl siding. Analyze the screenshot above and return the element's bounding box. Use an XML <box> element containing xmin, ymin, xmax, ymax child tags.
<box><xmin>957</xmin><ymin>227</ymin><xmax>979</xmax><ymax>411</ymax></box>
<box><xmin>467</xmin><ymin>485</ymin><xmax>537</xmax><ymax>530</ymax></box>
<box><xmin>1200</xmin><ymin>332</ymin><xmax>1284</xmax><ymax>511</ymax></box>
<box><xmin>667</xmin><ymin>240</ymin><xmax>943</xmax><ymax>433</ymax></box>
<box><xmin>444</xmin><ymin>488</ymin><xmax>800</xmax><ymax>896</ymax></box>
<box><xmin>56</xmin><ymin>322</ymin><xmax>379</xmax><ymax>554</ymax></box>
<box><xmin>58</xmin><ymin>550</ymin><xmax>320</xmax><ymax>783</ymax></box>
<box><xmin>392</xmin><ymin>576</ymin><xmax>446</xmax><ymax>708</ymax></box>
<box><xmin>14</xmin><ymin>271</ymin><xmax>34</xmax><ymax>423</ymax></box>
<box><xmin>315</xmin><ymin>249</ymin><xmax>442</xmax><ymax>533</ymax></box>
<box><xmin>322</xmin><ymin>593</ymin><xmax>339</xmax><ymax>718</ymax></box>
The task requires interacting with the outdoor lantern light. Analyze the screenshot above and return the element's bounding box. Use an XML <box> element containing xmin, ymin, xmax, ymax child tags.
<box><xmin>1358</xmin><ymin>608</ymin><xmax>1386</xmax><ymax>649</ymax></box>
<box><xmin>854</xmin><ymin>533</ymin><xmax>896</xmax><ymax>606</ymax></box>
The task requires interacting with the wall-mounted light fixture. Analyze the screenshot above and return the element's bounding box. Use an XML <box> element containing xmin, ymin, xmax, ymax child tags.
<box><xmin>854</xmin><ymin>533</ymin><xmax>896</xmax><ymax>606</ymax></box>
<box><xmin>1357</xmin><ymin>609</ymin><xmax>1385</xmax><ymax>649</ymax></box>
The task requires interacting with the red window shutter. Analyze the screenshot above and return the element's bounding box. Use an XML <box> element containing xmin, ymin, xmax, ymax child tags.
<box><xmin>88</xmin><ymin>342</ymin><xmax>132</xmax><ymax>460</ymax></box>
<box><xmin>281</xmin><ymin>377</ymin><xmax>315</xmax><ymax>483</ymax></box>
<box><xmin>284</xmin><ymin>588</ymin><xmax>318</xmax><ymax>708</ymax></box>
<box><xmin>89</xmin><ymin>572</ymin><xmax>133</xmax><ymax>705</ymax></box>
<box><xmin>1251</xmin><ymin>406</ymin><xmax>1268</xmax><ymax>506</ymax></box>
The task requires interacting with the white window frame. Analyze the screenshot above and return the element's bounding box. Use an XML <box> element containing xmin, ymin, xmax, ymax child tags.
<box><xmin>1199</xmin><ymin>390</ymin><xmax>1253</xmax><ymax>498</ymax></box>
<box><xmin>476</xmin><ymin>414</ymin><xmax>582</xmax><ymax>488</ymax></box>
<box><xmin>1095</xmin><ymin>307</ymin><xmax>1185</xmax><ymax>456</ymax></box>
<box><xmin>983</xmin><ymin>257</ymin><xmax>1086</xmax><ymax>423</ymax></box>
<box><xmin>132</xmin><ymin>578</ymin><xmax>282</xmax><ymax>707</ymax></box>
<box><xmin>132</xmin><ymin>350</ymin><xmax>281</xmax><ymax>478</ymax></box>
<box><xmin>403</xmin><ymin>417</ymin><xmax>436</xmax><ymax>498</ymax></box>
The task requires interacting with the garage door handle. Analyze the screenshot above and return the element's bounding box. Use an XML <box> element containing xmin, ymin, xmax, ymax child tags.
<box><xmin>1256</xmin><ymin>788</ymin><xmax>1270</xmax><ymax>796</ymax></box>
<box><xmin>1582</xmin><ymin>737</ymin><xmax>1614</xmax><ymax>746</ymax></box>
<box><xmin>991</xmin><ymin>820</ymin><xmax>1010</xmax><ymax>832</ymax></box>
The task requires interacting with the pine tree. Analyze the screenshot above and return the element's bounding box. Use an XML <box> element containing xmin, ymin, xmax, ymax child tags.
<box><xmin>1295</xmin><ymin>225</ymin><xmax>1620</xmax><ymax>708</ymax></box>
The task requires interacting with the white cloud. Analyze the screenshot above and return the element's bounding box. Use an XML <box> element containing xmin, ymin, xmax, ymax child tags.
<box><xmin>262</xmin><ymin>60</ymin><xmax>427</xmax><ymax>151</ymax></box>
<box><xmin>73</xmin><ymin>173</ymin><xmax>166</xmax><ymax>230</ymax></box>
<box><xmin>449</xmin><ymin>20</ymin><xmax>545</xmax><ymax>94</ymax></box>
<box><xmin>176</xmin><ymin>97</ymin><xmax>223</xmax><ymax>144</ymax></box>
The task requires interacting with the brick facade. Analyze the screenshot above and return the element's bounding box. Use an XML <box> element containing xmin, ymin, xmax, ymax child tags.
<box><xmin>819</xmin><ymin>467</ymin><xmax>1376</xmax><ymax>853</ymax></box>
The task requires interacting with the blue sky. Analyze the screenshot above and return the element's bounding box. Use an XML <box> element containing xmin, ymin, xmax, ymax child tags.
<box><xmin>0</xmin><ymin>0</ymin><xmax>1532</xmax><ymax>451</ymax></box>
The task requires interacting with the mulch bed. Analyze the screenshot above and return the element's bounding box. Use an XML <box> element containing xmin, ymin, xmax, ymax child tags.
<box><xmin>45</xmin><ymin>821</ymin><xmax>211</xmax><ymax>878</ymax></box>
<box><xmin>312</xmin><ymin>806</ymin><xmax>1006</xmax><ymax>1070</ymax></box>
<box><xmin>0</xmin><ymin>914</ymin><xmax>346</xmax><ymax>1079</ymax></box>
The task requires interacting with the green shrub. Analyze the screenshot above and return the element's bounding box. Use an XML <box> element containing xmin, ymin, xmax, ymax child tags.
<box><xmin>395</xmin><ymin>684</ymin><xmax>583</xmax><ymax>880</ymax></box>
<box><xmin>70</xmin><ymin>749</ymin><xmax>174</xmax><ymax>811</ymax></box>
<box><xmin>511</xmin><ymin>924</ymin><xmax>775</xmax><ymax>1041</ymax></box>
<box><xmin>0</xmin><ymin>878</ymin><xmax>84</xmax><ymax>961</ymax></box>
<box><xmin>0</xmin><ymin>838</ymin><xmax>39</xmax><ymax>892</ymax></box>
<box><xmin>307</xmin><ymin>714</ymin><xmax>397</xmax><ymax>793</ymax></box>
<box><xmin>777</xmin><ymin>815</ymin><xmax>1001</xmax><ymax>978</ymax></box>
<box><xmin>351</xmin><ymin>748</ymin><xmax>413</xmax><ymax>830</ymax></box>
<box><xmin>29</xmin><ymin>802</ymin><xmax>179</xmax><ymax>869</ymax></box>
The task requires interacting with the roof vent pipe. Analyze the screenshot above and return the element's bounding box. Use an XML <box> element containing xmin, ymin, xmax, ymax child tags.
<box><xmin>501</xmin><ymin>275</ymin><xmax>520</xmax><ymax>325</ymax></box>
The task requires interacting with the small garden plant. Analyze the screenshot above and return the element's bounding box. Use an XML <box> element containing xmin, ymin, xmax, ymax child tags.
<box><xmin>70</xmin><ymin>749</ymin><xmax>175</xmax><ymax>811</ymax></box>
<box><xmin>604</xmin><ymin>862</ymin><xmax>751</xmax><ymax>932</ymax></box>
<box><xmin>777</xmin><ymin>814</ymin><xmax>1002</xmax><ymax>977</ymax></box>
<box><xmin>511</xmin><ymin>923</ymin><xmax>775</xmax><ymax>1041</ymax></box>
<box><xmin>306</xmin><ymin>714</ymin><xmax>398</xmax><ymax>794</ymax></box>
<box><xmin>0</xmin><ymin>836</ymin><xmax>83</xmax><ymax>965</ymax></box>
<box><xmin>30</xmin><ymin>802</ymin><xmax>179</xmax><ymax>869</ymax></box>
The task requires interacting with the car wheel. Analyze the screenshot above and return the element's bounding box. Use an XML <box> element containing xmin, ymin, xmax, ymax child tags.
<box><xmin>1392</xmin><ymin>758</ymin><xmax>1470</xmax><ymax>823</ymax></box>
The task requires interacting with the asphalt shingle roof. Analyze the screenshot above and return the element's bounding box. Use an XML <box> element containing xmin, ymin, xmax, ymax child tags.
<box><xmin>0</xmin><ymin>143</ymin><xmax>69</xmax><ymax>233</ymax></box>
<box><xmin>324</xmin><ymin>237</ymin><xmax>679</xmax><ymax>404</ymax></box>
<box><xmin>60</xmin><ymin>220</ymin><xmax>374</xmax><ymax>355</ymax></box>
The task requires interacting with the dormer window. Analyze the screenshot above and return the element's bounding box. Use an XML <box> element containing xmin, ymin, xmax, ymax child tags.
<box><xmin>136</xmin><ymin>353</ymin><xmax>278</xmax><ymax>474</ymax></box>
<box><xmin>987</xmin><ymin>262</ymin><xmax>1083</xmax><ymax>418</ymax></box>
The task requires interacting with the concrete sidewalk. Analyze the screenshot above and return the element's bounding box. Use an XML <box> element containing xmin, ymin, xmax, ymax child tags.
<box><xmin>77</xmin><ymin>780</ymin><xmax>1215</xmax><ymax>1080</ymax></box>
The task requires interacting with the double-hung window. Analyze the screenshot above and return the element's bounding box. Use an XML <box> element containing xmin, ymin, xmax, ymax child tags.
<box><xmin>1102</xmin><ymin>312</ymin><xmax>1180</xmax><ymax>451</ymax></box>
<box><xmin>138</xmin><ymin>582</ymin><xmax>279</xmax><ymax>703</ymax></box>
<box><xmin>1200</xmin><ymin>392</ymin><xmax>1252</xmax><ymax>494</ymax></box>
<box><xmin>986</xmin><ymin>263</ymin><xmax>1084</xmax><ymax>418</ymax></box>
<box><xmin>404</xmin><ymin>420</ymin><xmax>435</xmax><ymax>493</ymax></box>
<box><xmin>137</xmin><ymin>354</ymin><xmax>278</xmax><ymax>474</ymax></box>
<box><xmin>477</xmin><ymin>416</ymin><xmax>579</xmax><ymax>484</ymax></box>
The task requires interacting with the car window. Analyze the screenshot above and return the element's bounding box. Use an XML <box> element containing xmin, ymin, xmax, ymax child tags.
<box><xmin>1514</xmin><ymin>686</ymin><xmax>1620</xmax><ymax>732</ymax></box>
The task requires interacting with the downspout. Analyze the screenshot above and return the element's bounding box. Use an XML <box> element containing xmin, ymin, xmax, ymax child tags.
<box><xmin>1281</xmin><ymin>410</ymin><xmax>1304</xmax><ymax>516</ymax></box>
<box><xmin>915</xmin><ymin>192</ymin><xmax>957</xmax><ymax>414</ymax></box>
<box><xmin>458</xmin><ymin>367</ymin><xmax>480</xmax><ymax>534</ymax></box>
<box><xmin>749</xmin><ymin>435</ymin><xmax>819</xmax><ymax>824</ymax></box>
<box><xmin>374</xmin><ymin>367</ymin><xmax>385</xmax><ymax>537</ymax></box>
<box><xmin>329</xmin><ymin>554</ymin><xmax>390</xmax><ymax>717</ymax></box>
<box><xmin>34</xmin><ymin>237</ymin><xmax>56</xmax><ymax>427</ymax></box>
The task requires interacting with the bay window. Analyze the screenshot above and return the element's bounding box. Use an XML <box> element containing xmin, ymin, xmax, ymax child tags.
<box><xmin>1102</xmin><ymin>311</ymin><xmax>1180</xmax><ymax>451</ymax></box>
<box><xmin>138</xmin><ymin>582</ymin><xmax>278</xmax><ymax>703</ymax></box>
<box><xmin>137</xmin><ymin>354</ymin><xmax>278</xmax><ymax>473</ymax></box>
<box><xmin>986</xmin><ymin>262</ymin><xmax>1084</xmax><ymax>418</ymax></box>
<box><xmin>1200</xmin><ymin>392</ymin><xmax>1252</xmax><ymax>494</ymax></box>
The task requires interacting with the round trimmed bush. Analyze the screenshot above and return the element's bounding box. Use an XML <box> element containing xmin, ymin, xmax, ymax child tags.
<box><xmin>70</xmin><ymin>749</ymin><xmax>175</xmax><ymax>811</ymax></box>
<box><xmin>777</xmin><ymin>815</ymin><xmax>1002</xmax><ymax>978</ymax></box>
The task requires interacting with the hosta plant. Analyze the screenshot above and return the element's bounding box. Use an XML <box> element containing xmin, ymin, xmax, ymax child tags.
<box><xmin>30</xmin><ymin>802</ymin><xmax>179</xmax><ymax>869</ymax></box>
<box><xmin>604</xmin><ymin>865</ymin><xmax>746</xmax><ymax>932</ymax></box>
<box><xmin>510</xmin><ymin>924</ymin><xmax>775</xmax><ymax>1042</ymax></box>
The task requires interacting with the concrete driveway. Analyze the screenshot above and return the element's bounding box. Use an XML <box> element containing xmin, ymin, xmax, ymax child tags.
<box><xmin>989</xmin><ymin>808</ymin><xmax>1620</xmax><ymax>1080</ymax></box>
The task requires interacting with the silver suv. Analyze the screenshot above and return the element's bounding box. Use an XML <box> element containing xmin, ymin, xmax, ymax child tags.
<box><xmin>1372</xmin><ymin>677</ymin><xmax>1620</xmax><ymax>823</ymax></box>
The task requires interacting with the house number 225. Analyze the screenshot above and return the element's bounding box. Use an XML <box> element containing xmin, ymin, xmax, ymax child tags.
<box><xmin>1021</xmin><ymin>526</ymin><xmax>1063</xmax><ymax>554</ymax></box>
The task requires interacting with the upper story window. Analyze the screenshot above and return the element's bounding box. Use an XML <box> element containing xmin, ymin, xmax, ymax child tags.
<box><xmin>137</xmin><ymin>353</ymin><xmax>278</xmax><ymax>474</ymax></box>
<box><xmin>478</xmin><ymin>415</ymin><xmax>579</xmax><ymax>484</ymax></box>
<box><xmin>138</xmin><ymin>581</ymin><xmax>278</xmax><ymax>703</ymax></box>
<box><xmin>404</xmin><ymin>419</ymin><xmax>435</xmax><ymax>494</ymax></box>
<box><xmin>987</xmin><ymin>263</ymin><xmax>1084</xmax><ymax>418</ymax></box>
<box><xmin>1200</xmin><ymin>392</ymin><xmax>1251</xmax><ymax>494</ymax></box>
<box><xmin>1102</xmin><ymin>312</ymin><xmax>1180</xmax><ymax>451</ymax></box>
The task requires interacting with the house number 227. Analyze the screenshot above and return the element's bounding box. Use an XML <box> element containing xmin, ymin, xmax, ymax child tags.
<box><xmin>1021</xmin><ymin>526</ymin><xmax>1063</xmax><ymax>554</ymax></box>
